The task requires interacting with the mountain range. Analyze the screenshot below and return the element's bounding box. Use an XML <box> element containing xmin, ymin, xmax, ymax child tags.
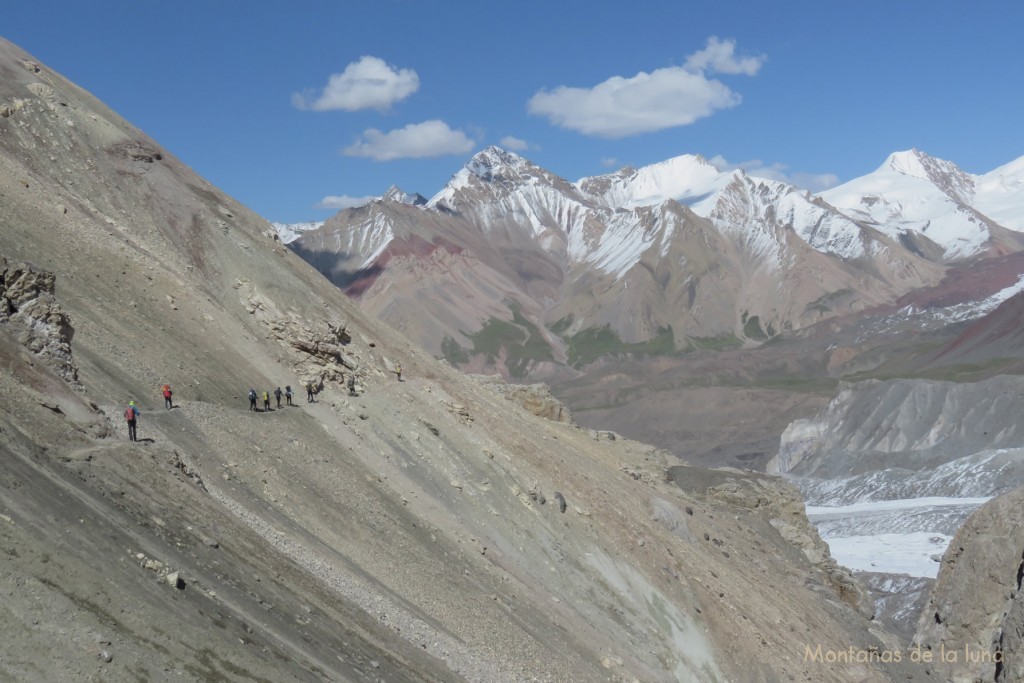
<box><xmin>285</xmin><ymin>146</ymin><xmax>1024</xmax><ymax>382</ymax></box>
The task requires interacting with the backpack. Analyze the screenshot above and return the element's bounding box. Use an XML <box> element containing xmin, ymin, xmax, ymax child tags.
<box><xmin>163</xmin><ymin>388</ymin><xmax>172</xmax><ymax>398</ymax></box>
<box><xmin>125</xmin><ymin>406</ymin><xmax>136</xmax><ymax>421</ymax></box>
<box><xmin>248</xmin><ymin>389</ymin><xmax>256</xmax><ymax>401</ymax></box>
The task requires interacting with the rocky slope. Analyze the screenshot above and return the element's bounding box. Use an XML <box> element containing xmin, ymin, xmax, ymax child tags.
<box><xmin>0</xmin><ymin>37</ymin><xmax>936</xmax><ymax>682</ymax></box>
<box><xmin>913</xmin><ymin>486</ymin><xmax>1024</xmax><ymax>682</ymax></box>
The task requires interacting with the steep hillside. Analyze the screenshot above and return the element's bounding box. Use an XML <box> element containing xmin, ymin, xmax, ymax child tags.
<box><xmin>913</xmin><ymin>486</ymin><xmax>1024</xmax><ymax>683</ymax></box>
<box><xmin>0</xmin><ymin>38</ymin><xmax>933</xmax><ymax>682</ymax></box>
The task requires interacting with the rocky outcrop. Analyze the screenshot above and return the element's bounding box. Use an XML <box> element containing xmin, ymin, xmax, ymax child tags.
<box><xmin>240</xmin><ymin>283</ymin><xmax>356</xmax><ymax>387</ymax></box>
<box><xmin>471</xmin><ymin>374</ymin><xmax>574</xmax><ymax>423</ymax></box>
<box><xmin>0</xmin><ymin>257</ymin><xmax>78</xmax><ymax>383</ymax></box>
<box><xmin>914</xmin><ymin>486</ymin><xmax>1024</xmax><ymax>683</ymax></box>
<box><xmin>670</xmin><ymin>465</ymin><xmax>874</xmax><ymax>619</ymax></box>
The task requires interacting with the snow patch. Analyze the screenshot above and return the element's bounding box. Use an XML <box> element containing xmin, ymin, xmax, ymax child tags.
<box><xmin>822</xmin><ymin>532</ymin><xmax>950</xmax><ymax>578</ymax></box>
<box><xmin>273</xmin><ymin>221</ymin><xmax>324</xmax><ymax>244</ymax></box>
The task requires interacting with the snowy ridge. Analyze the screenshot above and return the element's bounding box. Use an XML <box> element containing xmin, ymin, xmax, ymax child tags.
<box><xmin>855</xmin><ymin>274</ymin><xmax>1024</xmax><ymax>340</ymax></box>
<box><xmin>283</xmin><ymin>148</ymin><xmax>1024</xmax><ymax>276</ymax></box>
<box><xmin>575</xmin><ymin>154</ymin><xmax>728</xmax><ymax>210</ymax></box>
<box><xmin>573</xmin><ymin>205</ymin><xmax>680</xmax><ymax>279</ymax></box>
<box><xmin>576</xmin><ymin>155</ymin><xmax>871</xmax><ymax>262</ymax></box>
<box><xmin>382</xmin><ymin>185</ymin><xmax>427</xmax><ymax>206</ymax></box>
<box><xmin>775</xmin><ymin>190</ymin><xmax>866</xmax><ymax>259</ymax></box>
<box><xmin>974</xmin><ymin>155</ymin><xmax>1024</xmax><ymax>231</ymax></box>
<box><xmin>428</xmin><ymin>146</ymin><xmax>594</xmax><ymax>243</ymax></box>
<box><xmin>273</xmin><ymin>221</ymin><xmax>324</xmax><ymax>245</ymax></box>
<box><xmin>428</xmin><ymin>146</ymin><xmax>688</xmax><ymax>279</ymax></box>
<box><xmin>796</xmin><ymin>448</ymin><xmax>1024</xmax><ymax>506</ymax></box>
<box><xmin>341</xmin><ymin>210</ymin><xmax>397</xmax><ymax>270</ymax></box>
<box><xmin>821</xmin><ymin>149</ymin><xmax>1024</xmax><ymax>259</ymax></box>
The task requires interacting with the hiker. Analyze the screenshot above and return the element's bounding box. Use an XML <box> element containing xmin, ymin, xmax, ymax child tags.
<box><xmin>274</xmin><ymin>386</ymin><xmax>282</xmax><ymax>408</ymax></box>
<box><xmin>347</xmin><ymin>373</ymin><xmax>356</xmax><ymax>396</ymax></box>
<box><xmin>125</xmin><ymin>400</ymin><xmax>140</xmax><ymax>442</ymax></box>
<box><xmin>262</xmin><ymin>390</ymin><xmax>271</xmax><ymax>412</ymax></box>
<box><xmin>285</xmin><ymin>385</ymin><xmax>293</xmax><ymax>406</ymax></box>
<box><xmin>161</xmin><ymin>383</ymin><xmax>173</xmax><ymax>410</ymax></box>
<box><xmin>248</xmin><ymin>388</ymin><xmax>258</xmax><ymax>412</ymax></box>
<box><xmin>394</xmin><ymin>364</ymin><xmax>402</xmax><ymax>381</ymax></box>
<box><xmin>306</xmin><ymin>383</ymin><xmax>314</xmax><ymax>403</ymax></box>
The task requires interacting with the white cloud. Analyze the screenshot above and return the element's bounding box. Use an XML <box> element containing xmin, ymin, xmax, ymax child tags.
<box><xmin>293</xmin><ymin>56</ymin><xmax>419</xmax><ymax>112</ymax></box>
<box><xmin>601</xmin><ymin>157</ymin><xmax>619</xmax><ymax>168</ymax></box>
<box><xmin>709</xmin><ymin>155</ymin><xmax>839</xmax><ymax>191</ymax></box>
<box><xmin>684</xmin><ymin>37</ymin><xmax>765</xmax><ymax>76</ymax></box>
<box><xmin>343</xmin><ymin>120</ymin><xmax>476</xmax><ymax>161</ymax></box>
<box><xmin>316</xmin><ymin>194</ymin><xmax>376</xmax><ymax>209</ymax></box>
<box><xmin>499</xmin><ymin>136</ymin><xmax>530</xmax><ymax>152</ymax></box>
<box><xmin>527</xmin><ymin>37</ymin><xmax>763</xmax><ymax>138</ymax></box>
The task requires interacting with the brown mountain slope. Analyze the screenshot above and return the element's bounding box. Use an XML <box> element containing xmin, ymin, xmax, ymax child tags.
<box><xmin>0</xmin><ymin>37</ymin><xmax>932</xmax><ymax>682</ymax></box>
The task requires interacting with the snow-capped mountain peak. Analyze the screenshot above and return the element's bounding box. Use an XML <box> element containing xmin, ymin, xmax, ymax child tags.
<box><xmin>820</xmin><ymin>150</ymin><xmax>1009</xmax><ymax>259</ymax></box>
<box><xmin>884</xmin><ymin>149</ymin><xmax>932</xmax><ymax>179</ymax></box>
<box><xmin>576</xmin><ymin>153</ymin><xmax>729</xmax><ymax>211</ymax></box>
<box><xmin>881</xmin><ymin>149</ymin><xmax>975</xmax><ymax>203</ymax></box>
<box><xmin>381</xmin><ymin>185</ymin><xmax>427</xmax><ymax>206</ymax></box>
<box><xmin>465</xmin><ymin>146</ymin><xmax>531</xmax><ymax>180</ymax></box>
<box><xmin>427</xmin><ymin>146</ymin><xmax>579</xmax><ymax>212</ymax></box>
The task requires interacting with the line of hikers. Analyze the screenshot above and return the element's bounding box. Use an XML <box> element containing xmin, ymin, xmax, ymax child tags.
<box><xmin>123</xmin><ymin>367</ymin><xmax>391</xmax><ymax>439</ymax></box>
<box><xmin>246</xmin><ymin>374</ymin><xmax>364</xmax><ymax>412</ymax></box>
<box><xmin>247</xmin><ymin>385</ymin><xmax>300</xmax><ymax>412</ymax></box>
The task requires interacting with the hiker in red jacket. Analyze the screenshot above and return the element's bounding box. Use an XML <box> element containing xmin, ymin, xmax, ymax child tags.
<box><xmin>162</xmin><ymin>384</ymin><xmax>173</xmax><ymax>410</ymax></box>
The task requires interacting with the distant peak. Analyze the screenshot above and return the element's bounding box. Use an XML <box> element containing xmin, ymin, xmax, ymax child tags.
<box><xmin>382</xmin><ymin>185</ymin><xmax>427</xmax><ymax>206</ymax></box>
<box><xmin>884</xmin><ymin>149</ymin><xmax>931</xmax><ymax>178</ymax></box>
<box><xmin>881</xmin><ymin>149</ymin><xmax>972</xmax><ymax>198</ymax></box>
<box><xmin>467</xmin><ymin>146</ymin><xmax>531</xmax><ymax>179</ymax></box>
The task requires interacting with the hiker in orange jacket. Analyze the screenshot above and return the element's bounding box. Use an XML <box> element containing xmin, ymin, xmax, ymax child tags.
<box><xmin>161</xmin><ymin>384</ymin><xmax>173</xmax><ymax>410</ymax></box>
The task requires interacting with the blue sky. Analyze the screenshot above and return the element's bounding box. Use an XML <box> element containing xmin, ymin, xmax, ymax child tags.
<box><xmin>6</xmin><ymin>1</ymin><xmax>1024</xmax><ymax>223</ymax></box>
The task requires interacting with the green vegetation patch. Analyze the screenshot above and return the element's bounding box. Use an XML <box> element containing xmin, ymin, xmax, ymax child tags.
<box><xmin>441</xmin><ymin>304</ymin><xmax>554</xmax><ymax>377</ymax></box>
<box><xmin>547</xmin><ymin>314</ymin><xmax>575</xmax><ymax>335</ymax></box>
<box><xmin>440</xmin><ymin>335</ymin><xmax>470</xmax><ymax>365</ymax></box>
<box><xmin>743</xmin><ymin>314</ymin><xmax>768</xmax><ymax>341</ymax></box>
<box><xmin>685</xmin><ymin>333</ymin><xmax>743</xmax><ymax>352</ymax></box>
<box><xmin>566</xmin><ymin>325</ymin><xmax>675</xmax><ymax>368</ymax></box>
<box><xmin>845</xmin><ymin>357</ymin><xmax>1023</xmax><ymax>384</ymax></box>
